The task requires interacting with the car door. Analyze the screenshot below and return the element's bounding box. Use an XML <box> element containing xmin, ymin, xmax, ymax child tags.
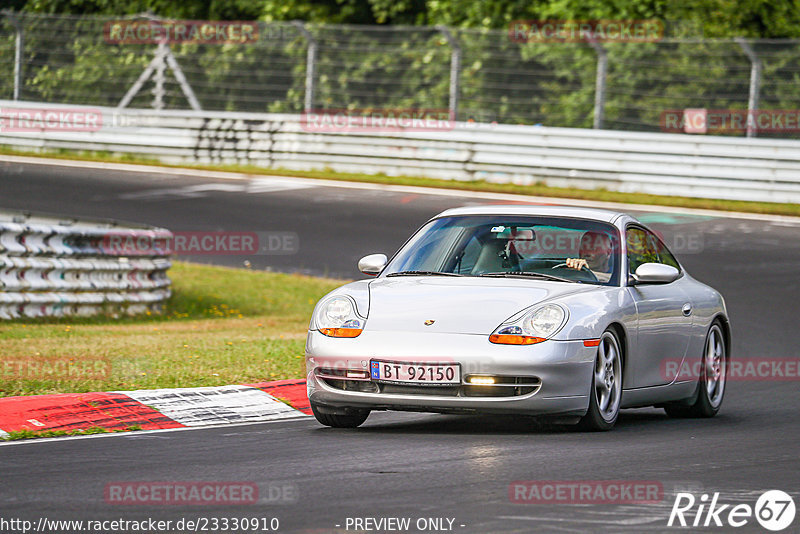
<box><xmin>625</xmin><ymin>225</ymin><xmax>694</xmax><ymax>388</ymax></box>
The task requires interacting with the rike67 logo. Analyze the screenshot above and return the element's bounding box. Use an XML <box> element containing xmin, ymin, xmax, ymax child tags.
<box><xmin>668</xmin><ymin>490</ymin><xmax>796</xmax><ymax>531</ymax></box>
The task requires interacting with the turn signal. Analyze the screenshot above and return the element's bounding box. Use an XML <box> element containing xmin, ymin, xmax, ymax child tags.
<box><xmin>489</xmin><ymin>334</ymin><xmax>546</xmax><ymax>345</ymax></box>
<box><xmin>320</xmin><ymin>328</ymin><xmax>363</xmax><ymax>338</ymax></box>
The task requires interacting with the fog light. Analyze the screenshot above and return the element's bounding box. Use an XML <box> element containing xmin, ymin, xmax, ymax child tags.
<box><xmin>467</xmin><ymin>376</ymin><xmax>496</xmax><ymax>385</ymax></box>
<box><xmin>346</xmin><ymin>370</ymin><xmax>369</xmax><ymax>379</ymax></box>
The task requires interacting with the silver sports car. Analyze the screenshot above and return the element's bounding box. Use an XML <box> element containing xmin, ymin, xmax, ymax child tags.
<box><xmin>305</xmin><ymin>205</ymin><xmax>730</xmax><ymax>430</ymax></box>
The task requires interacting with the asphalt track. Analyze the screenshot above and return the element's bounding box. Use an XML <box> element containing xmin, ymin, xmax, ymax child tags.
<box><xmin>1</xmin><ymin>158</ymin><xmax>799</xmax><ymax>533</ymax></box>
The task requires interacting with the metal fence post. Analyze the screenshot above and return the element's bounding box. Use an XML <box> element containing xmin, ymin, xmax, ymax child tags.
<box><xmin>117</xmin><ymin>13</ymin><xmax>201</xmax><ymax>111</ymax></box>
<box><xmin>437</xmin><ymin>26</ymin><xmax>461</xmax><ymax>121</ymax></box>
<box><xmin>2</xmin><ymin>10</ymin><xmax>24</xmax><ymax>100</ymax></box>
<box><xmin>292</xmin><ymin>21</ymin><xmax>317</xmax><ymax>112</ymax></box>
<box><xmin>163</xmin><ymin>48</ymin><xmax>202</xmax><ymax>111</ymax></box>
<box><xmin>151</xmin><ymin>42</ymin><xmax>167</xmax><ymax>111</ymax></box>
<box><xmin>736</xmin><ymin>38</ymin><xmax>762</xmax><ymax>138</ymax></box>
<box><xmin>589</xmin><ymin>40</ymin><xmax>607</xmax><ymax>130</ymax></box>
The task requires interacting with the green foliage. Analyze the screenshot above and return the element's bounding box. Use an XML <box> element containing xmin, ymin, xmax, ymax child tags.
<box><xmin>23</xmin><ymin>0</ymin><xmax>264</xmax><ymax>20</ymax></box>
<box><xmin>17</xmin><ymin>0</ymin><xmax>800</xmax><ymax>38</ymax></box>
<box><xmin>5</xmin><ymin>1</ymin><xmax>800</xmax><ymax>132</ymax></box>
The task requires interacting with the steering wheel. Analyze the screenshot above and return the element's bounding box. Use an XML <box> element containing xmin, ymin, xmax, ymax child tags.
<box><xmin>551</xmin><ymin>261</ymin><xmax>599</xmax><ymax>282</ymax></box>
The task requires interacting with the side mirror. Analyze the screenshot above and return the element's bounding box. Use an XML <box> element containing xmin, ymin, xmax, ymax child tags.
<box><xmin>358</xmin><ymin>253</ymin><xmax>387</xmax><ymax>276</ymax></box>
<box><xmin>632</xmin><ymin>263</ymin><xmax>680</xmax><ymax>284</ymax></box>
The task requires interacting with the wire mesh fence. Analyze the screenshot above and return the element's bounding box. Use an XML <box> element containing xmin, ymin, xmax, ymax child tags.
<box><xmin>2</xmin><ymin>12</ymin><xmax>800</xmax><ymax>137</ymax></box>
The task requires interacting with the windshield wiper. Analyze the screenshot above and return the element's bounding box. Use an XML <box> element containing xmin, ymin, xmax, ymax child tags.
<box><xmin>478</xmin><ymin>271</ymin><xmax>579</xmax><ymax>283</ymax></box>
<box><xmin>386</xmin><ymin>270</ymin><xmax>463</xmax><ymax>277</ymax></box>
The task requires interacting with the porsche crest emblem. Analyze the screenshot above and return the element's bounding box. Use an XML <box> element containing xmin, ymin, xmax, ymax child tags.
<box><xmin>424</xmin><ymin>319</ymin><xmax>436</xmax><ymax>326</ymax></box>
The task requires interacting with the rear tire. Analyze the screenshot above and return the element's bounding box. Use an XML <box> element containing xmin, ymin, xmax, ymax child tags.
<box><xmin>578</xmin><ymin>329</ymin><xmax>623</xmax><ymax>431</ymax></box>
<box><xmin>310</xmin><ymin>402</ymin><xmax>370</xmax><ymax>428</ymax></box>
<box><xmin>664</xmin><ymin>322</ymin><xmax>726</xmax><ymax>418</ymax></box>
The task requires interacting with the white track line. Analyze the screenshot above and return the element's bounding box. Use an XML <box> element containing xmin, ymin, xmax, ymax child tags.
<box><xmin>2</xmin><ymin>155</ymin><xmax>799</xmax><ymax>224</ymax></box>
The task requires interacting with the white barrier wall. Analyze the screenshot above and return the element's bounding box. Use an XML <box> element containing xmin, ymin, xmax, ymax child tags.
<box><xmin>1</xmin><ymin>101</ymin><xmax>800</xmax><ymax>203</ymax></box>
<box><xmin>0</xmin><ymin>210</ymin><xmax>172</xmax><ymax>319</ymax></box>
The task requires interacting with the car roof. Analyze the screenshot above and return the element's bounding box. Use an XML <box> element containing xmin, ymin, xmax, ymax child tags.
<box><xmin>433</xmin><ymin>204</ymin><xmax>631</xmax><ymax>224</ymax></box>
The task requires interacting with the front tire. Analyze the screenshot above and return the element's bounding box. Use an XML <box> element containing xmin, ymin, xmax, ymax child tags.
<box><xmin>310</xmin><ymin>402</ymin><xmax>370</xmax><ymax>428</ymax></box>
<box><xmin>578</xmin><ymin>329</ymin><xmax>623</xmax><ymax>431</ymax></box>
<box><xmin>664</xmin><ymin>322</ymin><xmax>726</xmax><ymax>418</ymax></box>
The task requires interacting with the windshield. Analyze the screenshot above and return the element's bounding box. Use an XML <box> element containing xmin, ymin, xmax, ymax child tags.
<box><xmin>384</xmin><ymin>215</ymin><xmax>621</xmax><ymax>285</ymax></box>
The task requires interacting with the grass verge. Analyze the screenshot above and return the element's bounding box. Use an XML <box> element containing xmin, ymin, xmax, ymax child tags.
<box><xmin>1</xmin><ymin>145</ymin><xmax>798</xmax><ymax>217</ymax></box>
<box><xmin>0</xmin><ymin>261</ymin><xmax>343</xmax><ymax>397</ymax></box>
<box><xmin>1</xmin><ymin>425</ymin><xmax>142</xmax><ymax>441</ymax></box>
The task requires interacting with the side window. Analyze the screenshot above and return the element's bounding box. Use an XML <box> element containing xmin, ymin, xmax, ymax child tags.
<box><xmin>626</xmin><ymin>226</ymin><xmax>680</xmax><ymax>274</ymax></box>
<box><xmin>627</xmin><ymin>227</ymin><xmax>658</xmax><ymax>274</ymax></box>
<box><xmin>655</xmin><ymin>239</ymin><xmax>679</xmax><ymax>268</ymax></box>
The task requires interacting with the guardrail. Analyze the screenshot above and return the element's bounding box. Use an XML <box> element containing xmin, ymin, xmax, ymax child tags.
<box><xmin>0</xmin><ymin>210</ymin><xmax>172</xmax><ymax>319</ymax></box>
<box><xmin>1</xmin><ymin>101</ymin><xmax>800</xmax><ymax>203</ymax></box>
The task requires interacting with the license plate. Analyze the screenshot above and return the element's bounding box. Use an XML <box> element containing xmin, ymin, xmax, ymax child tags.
<box><xmin>370</xmin><ymin>360</ymin><xmax>461</xmax><ymax>386</ymax></box>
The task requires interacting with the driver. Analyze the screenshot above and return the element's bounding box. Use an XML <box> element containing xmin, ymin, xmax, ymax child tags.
<box><xmin>565</xmin><ymin>231</ymin><xmax>613</xmax><ymax>282</ymax></box>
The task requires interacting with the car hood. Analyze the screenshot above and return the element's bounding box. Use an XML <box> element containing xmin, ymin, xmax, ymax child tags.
<box><xmin>364</xmin><ymin>276</ymin><xmax>594</xmax><ymax>335</ymax></box>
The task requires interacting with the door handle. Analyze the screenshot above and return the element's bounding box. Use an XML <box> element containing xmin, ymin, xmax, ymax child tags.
<box><xmin>682</xmin><ymin>303</ymin><xmax>692</xmax><ymax>316</ymax></box>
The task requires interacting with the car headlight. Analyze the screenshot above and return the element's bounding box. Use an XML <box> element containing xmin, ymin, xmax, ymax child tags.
<box><xmin>315</xmin><ymin>296</ymin><xmax>364</xmax><ymax>338</ymax></box>
<box><xmin>489</xmin><ymin>304</ymin><xmax>567</xmax><ymax>345</ymax></box>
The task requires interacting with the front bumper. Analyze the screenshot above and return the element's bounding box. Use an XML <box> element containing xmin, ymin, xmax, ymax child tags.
<box><xmin>305</xmin><ymin>329</ymin><xmax>595</xmax><ymax>417</ymax></box>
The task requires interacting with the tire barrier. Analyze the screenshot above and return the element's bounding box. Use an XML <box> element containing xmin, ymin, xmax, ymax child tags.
<box><xmin>0</xmin><ymin>210</ymin><xmax>172</xmax><ymax>319</ymax></box>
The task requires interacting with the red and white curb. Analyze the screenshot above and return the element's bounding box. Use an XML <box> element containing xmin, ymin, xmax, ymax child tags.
<box><xmin>0</xmin><ymin>379</ymin><xmax>309</xmax><ymax>436</ymax></box>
